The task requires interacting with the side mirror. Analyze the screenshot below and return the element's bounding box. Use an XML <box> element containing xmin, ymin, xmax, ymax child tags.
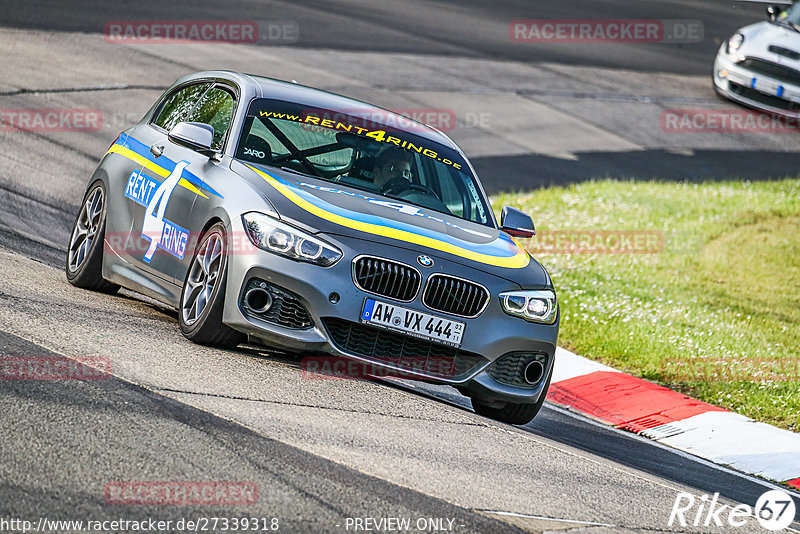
<box><xmin>168</xmin><ymin>122</ymin><xmax>216</xmax><ymax>157</ymax></box>
<box><xmin>766</xmin><ymin>5</ymin><xmax>782</xmax><ymax>20</ymax></box>
<box><xmin>500</xmin><ymin>206</ymin><xmax>535</xmax><ymax>239</ymax></box>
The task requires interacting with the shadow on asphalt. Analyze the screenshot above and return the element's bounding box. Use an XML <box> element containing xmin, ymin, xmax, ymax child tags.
<box><xmin>473</xmin><ymin>149</ymin><xmax>800</xmax><ymax>194</ymax></box>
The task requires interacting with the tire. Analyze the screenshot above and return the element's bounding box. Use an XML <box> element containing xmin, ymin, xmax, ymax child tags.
<box><xmin>179</xmin><ymin>222</ymin><xmax>245</xmax><ymax>348</ymax></box>
<box><xmin>65</xmin><ymin>181</ymin><xmax>120</xmax><ymax>293</ymax></box>
<box><xmin>471</xmin><ymin>366</ymin><xmax>553</xmax><ymax>425</ymax></box>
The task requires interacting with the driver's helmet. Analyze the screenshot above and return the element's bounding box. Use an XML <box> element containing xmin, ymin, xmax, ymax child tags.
<box><xmin>372</xmin><ymin>147</ymin><xmax>413</xmax><ymax>190</ymax></box>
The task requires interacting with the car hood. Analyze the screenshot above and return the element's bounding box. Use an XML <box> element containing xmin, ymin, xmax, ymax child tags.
<box><xmin>232</xmin><ymin>160</ymin><xmax>550</xmax><ymax>286</ymax></box>
<box><xmin>735</xmin><ymin>21</ymin><xmax>800</xmax><ymax>68</ymax></box>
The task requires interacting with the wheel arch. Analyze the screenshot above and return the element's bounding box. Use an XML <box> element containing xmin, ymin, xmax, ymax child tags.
<box><xmin>192</xmin><ymin>208</ymin><xmax>239</xmax><ymax>318</ymax></box>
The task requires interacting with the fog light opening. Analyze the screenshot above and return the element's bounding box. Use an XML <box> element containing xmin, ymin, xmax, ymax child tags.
<box><xmin>523</xmin><ymin>360</ymin><xmax>545</xmax><ymax>385</ymax></box>
<box><xmin>245</xmin><ymin>288</ymin><xmax>273</xmax><ymax>314</ymax></box>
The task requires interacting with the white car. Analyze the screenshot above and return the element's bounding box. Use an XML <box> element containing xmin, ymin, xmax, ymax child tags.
<box><xmin>713</xmin><ymin>1</ymin><xmax>800</xmax><ymax>116</ymax></box>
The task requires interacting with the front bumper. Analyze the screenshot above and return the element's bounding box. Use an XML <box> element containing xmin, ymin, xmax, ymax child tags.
<box><xmin>713</xmin><ymin>50</ymin><xmax>800</xmax><ymax>116</ymax></box>
<box><xmin>222</xmin><ymin>217</ymin><xmax>559</xmax><ymax>404</ymax></box>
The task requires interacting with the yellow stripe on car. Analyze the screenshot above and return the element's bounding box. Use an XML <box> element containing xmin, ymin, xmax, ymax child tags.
<box><xmin>107</xmin><ymin>145</ymin><xmax>208</xmax><ymax>199</ymax></box>
<box><xmin>248</xmin><ymin>164</ymin><xmax>530</xmax><ymax>269</ymax></box>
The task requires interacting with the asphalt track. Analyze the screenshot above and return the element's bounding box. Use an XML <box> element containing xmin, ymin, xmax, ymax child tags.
<box><xmin>1</xmin><ymin>1</ymin><xmax>799</xmax><ymax>532</ymax></box>
<box><xmin>0</xmin><ymin>0</ymin><xmax>770</xmax><ymax>73</ymax></box>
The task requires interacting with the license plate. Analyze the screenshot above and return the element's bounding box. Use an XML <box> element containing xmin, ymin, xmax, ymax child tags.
<box><xmin>361</xmin><ymin>298</ymin><xmax>465</xmax><ymax>347</ymax></box>
<box><xmin>751</xmin><ymin>77</ymin><xmax>781</xmax><ymax>96</ymax></box>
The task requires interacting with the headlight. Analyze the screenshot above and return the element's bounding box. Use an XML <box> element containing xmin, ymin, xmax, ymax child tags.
<box><xmin>242</xmin><ymin>212</ymin><xmax>342</xmax><ymax>267</ymax></box>
<box><xmin>726</xmin><ymin>33</ymin><xmax>744</xmax><ymax>54</ymax></box>
<box><xmin>500</xmin><ymin>289</ymin><xmax>558</xmax><ymax>324</ymax></box>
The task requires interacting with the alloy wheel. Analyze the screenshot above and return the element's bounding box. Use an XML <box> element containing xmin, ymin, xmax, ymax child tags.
<box><xmin>181</xmin><ymin>231</ymin><xmax>224</xmax><ymax>326</ymax></box>
<box><xmin>67</xmin><ymin>186</ymin><xmax>104</xmax><ymax>273</ymax></box>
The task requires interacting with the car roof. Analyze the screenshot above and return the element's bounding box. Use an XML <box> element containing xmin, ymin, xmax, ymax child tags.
<box><xmin>174</xmin><ymin>70</ymin><xmax>458</xmax><ymax>150</ymax></box>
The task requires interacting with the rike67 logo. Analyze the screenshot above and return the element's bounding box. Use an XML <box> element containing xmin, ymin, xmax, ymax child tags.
<box><xmin>669</xmin><ymin>489</ymin><xmax>796</xmax><ymax>531</ymax></box>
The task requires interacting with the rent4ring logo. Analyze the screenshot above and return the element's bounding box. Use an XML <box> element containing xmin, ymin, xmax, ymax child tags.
<box><xmin>668</xmin><ymin>489</ymin><xmax>797</xmax><ymax>531</ymax></box>
<box><xmin>124</xmin><ymin>166</ymin><xmax>190</xmax><ymax>262</ymax></box>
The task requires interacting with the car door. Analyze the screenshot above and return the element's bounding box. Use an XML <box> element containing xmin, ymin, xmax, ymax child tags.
<box><xmin>107</xmin><ymin>83</ymin><xmax>208</xmax><ymax>273</ymax></box>
<box><xmin>126</xmin><ymin>82</ymin><xmax>236</xmax><ymax>285</ymax></box>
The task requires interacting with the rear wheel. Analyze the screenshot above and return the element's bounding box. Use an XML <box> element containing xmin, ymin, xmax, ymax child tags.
<box><xmin>179</xmin><ymin>223</ymin><xmax>245</xmax><ymax>348</ymax></box>
<box><xmin>65</xmin><ymin>181</ymin><xmax>120</xmax><ymax>293</ymax></box>
<box><xmin>471</xmin><ymin>366</ymin><xmax>552</xmax><ymax>425</ymax></box>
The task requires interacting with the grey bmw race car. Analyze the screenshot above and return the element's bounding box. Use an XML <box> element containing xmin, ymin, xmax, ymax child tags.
<box><xmin>66</xmin><ymin>71</ymin><xmax>559</xmax><ymax>424</ymax></box>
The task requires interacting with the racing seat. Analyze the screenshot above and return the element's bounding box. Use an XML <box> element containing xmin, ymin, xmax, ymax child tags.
<box><xmin>348</xmin><ymin>156</ymin><xmax>376</xmax><ymax>182</ymax></box>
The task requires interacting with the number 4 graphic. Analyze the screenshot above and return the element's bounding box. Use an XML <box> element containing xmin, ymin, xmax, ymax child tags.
<box><xmin>141</xmin><ymin>161</ymin><xmax>189</xmax><ymax>263</ymax></box>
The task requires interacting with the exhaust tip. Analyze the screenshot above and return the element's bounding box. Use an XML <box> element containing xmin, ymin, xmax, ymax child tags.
<box><xmin>245</xmin><ymin>287</ymin><xmax>273</xmax><ymax>314</ymax></box>
<box><xmin>523</xmin><ymin>360</ymin><xmax>544</xmax><ymax>385</ymax></box>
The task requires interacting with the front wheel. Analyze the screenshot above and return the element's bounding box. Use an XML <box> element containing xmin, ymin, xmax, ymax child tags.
<box><xmin>65</xmin><ymin>181</ymin><xmax>120</xmax><ymax>293</ymax></box>
<box><xmin>179</xmin><ymin>223</ymin><xmax>245</xmax><ymax>348</ymax></box>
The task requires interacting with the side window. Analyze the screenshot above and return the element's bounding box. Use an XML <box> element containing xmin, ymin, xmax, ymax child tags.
<box><xmin>152</xmin><ymin>83</ymin><xmax>211</xmax><ymax>132</ymax></box>
<box><xmin>185</xmin><ymin>86</ymin><xmax>236</xmax><ymax>151</ymax></box>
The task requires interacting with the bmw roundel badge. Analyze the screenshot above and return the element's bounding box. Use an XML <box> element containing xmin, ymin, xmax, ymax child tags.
<box><xmin>417</xmin><ymin>255</ymin><xmax>433</xmax><ymax>267</ymax></box>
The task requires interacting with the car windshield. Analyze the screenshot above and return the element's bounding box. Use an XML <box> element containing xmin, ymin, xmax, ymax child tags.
<box><xmin>780</xmin><ymin>4</ymin><xmax>800</xmax><ymax>27</ymax></box>
<box><xmin>234</xmin><ymin>98</ymin><xmax>492</xmax><ymax>227</ymax></box>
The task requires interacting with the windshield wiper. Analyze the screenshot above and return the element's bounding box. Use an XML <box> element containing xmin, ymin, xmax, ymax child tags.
<box><xmin>280</xmin><ymin>166</ymin><xmax>318</xmax><ymax>179</ymax></box>
<box><xmin>383</xmin><ymin>193</ymin><xmax>409</xmax><ymax>203</ymax></box>
<box><xmin>773</xmin><ymin>19</ymin><xmax>800</xmax><ymax>33</ymax></box>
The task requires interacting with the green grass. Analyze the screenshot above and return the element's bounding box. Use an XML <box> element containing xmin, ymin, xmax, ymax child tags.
<box><xmin>493</xmin><ymin>179</ymin><xmax>800</xmax><ymax>431</ymax></box>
